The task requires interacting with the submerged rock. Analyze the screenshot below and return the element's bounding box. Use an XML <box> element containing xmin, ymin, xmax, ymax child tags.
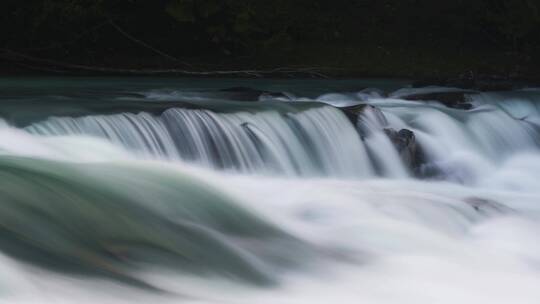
<box><xmin>384</xmin><ymin>128</ymin><xmax>419</xmax><ymax>169</ymax></box>
<box><xmin>464</xmin><ymin>197</ymin><xmax>514</xmax><ymax>216</ymax></box>
<box><xmin>340</xmin><ymin>104</ymin><xmax>426</xmax><ymax>172</ymax></box>
<box><xmin>412</xmin><ymin>74</ymin><xmax>531</xmax><ymax>92</ymax></box>
<box><xmin>219</xmin><ymin>87</ymin><xmax>291</xmax><ymax>102</ymax></box>
<box><xmin>361</xmin><ymin>105</ymin><xmax>388</xmax><ymax>127</ymax></box>
<box><xmin>400</xmin><ymin>91</ymin><xmax>475</xmax><ymax>110</ymax></box>
<box><xmin>340</xmin><ymin>104</ymin><xmax>367</xmax><ymax>125</ymax></box>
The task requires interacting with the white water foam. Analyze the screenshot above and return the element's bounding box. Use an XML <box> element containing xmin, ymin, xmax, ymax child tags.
<box><xmin>1</xmin><ymin>88</ymin><xmax>540</xmax><ymax>303</ymax></box>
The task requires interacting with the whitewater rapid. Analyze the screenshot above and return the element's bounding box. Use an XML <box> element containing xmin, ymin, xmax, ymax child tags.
<box><xmin>1</xmin><ymin>151</ymin><xmax>539</xmax><ymax>304</ymax></box>
<box><xmin>0</xmin><ymin>80</ymin><xmax>540</xmax><ymax>303</ymax></box>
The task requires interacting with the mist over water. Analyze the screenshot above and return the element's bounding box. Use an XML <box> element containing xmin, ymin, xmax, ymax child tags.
<box><xmin>0</xmin><ymin>78</ymin><xmax>540</xmax><ymax>303</ymax></box>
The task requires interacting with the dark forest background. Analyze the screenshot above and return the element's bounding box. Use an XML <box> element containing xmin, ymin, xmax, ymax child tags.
<box><xmin>1</xmin><ymin>0</ymin><xmax>540</xmax><ymax>79</ymax></box>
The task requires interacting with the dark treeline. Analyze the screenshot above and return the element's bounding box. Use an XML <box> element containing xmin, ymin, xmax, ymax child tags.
<box><xmin>1</xmin><ymin>0</ymin><xmax>540</xmax><ymax>78</ymax></box>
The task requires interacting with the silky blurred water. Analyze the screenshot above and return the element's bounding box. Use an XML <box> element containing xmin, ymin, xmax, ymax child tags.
<box><xmin>0</xmin><ymin>78</ymin><xmax>539</xmax><ymax>303</ymax></box>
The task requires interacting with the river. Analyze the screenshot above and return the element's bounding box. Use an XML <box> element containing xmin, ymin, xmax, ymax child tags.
<box><xmin>0</xmin><ymin>77</ymin><xmax>539</xmax><ymax>303</ymax></box>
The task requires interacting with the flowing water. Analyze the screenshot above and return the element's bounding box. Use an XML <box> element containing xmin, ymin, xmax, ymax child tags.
<box><xmin>0</xmin><ymin>77</ymin><xmax>540</xmax><ymax>303</ymax></box>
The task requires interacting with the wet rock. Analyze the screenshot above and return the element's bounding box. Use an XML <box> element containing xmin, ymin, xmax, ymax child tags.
<box><xmin>340</xmin><ymin>104</ymin><xmax>392</xmax><ymax>142</ymax></box>
<box><xmin>464</xmin><ymin>197</ymin><xmax>514</xmax><ymax>215</ymax></box>
<box><xmin>259</xmin><ymin>91</ymin><xmax>293</xmax><ymax>101</ymax></box>
<box><xmin>337</xmin><ymin>104</ymin><xmax>428</xmax><ymax>173</ymax></box>
<box><xmin>414</xmin><ymin>161</ymin><xmax>444</xmax><ymax>179</ymax></box>
<box><xmin>340</xmin><ymin>104</ymin><xmax>367</xmax><ymax>125</ymax></box>
<box><xmin>384</xmin><ymin>128</ymin><xmax>419</xmax><ymax>169</ymax></box>
<box><xmin>219</xmin><ymin>87</ymin><xmax>290</xmax><ymax>101</ymax></box>
<box><xmin>412</xmin><ymin>74</ymin><xmax>529</xmax><ymax>92</ymax></box>
<box><xmin>220</xmin><ymin>86</ymin><xmax>261</xmax><ymax>93</ymax></box>
<box><xmin>339</xmin><ymin>104</ymin><xmax>429</xmax><ymax>174</ymax></box>
<box><xmin>451</xmin><ymin>103</ymin><xmax>473</xmax><ymax>110</ymax></box>
<box><xmin>400</xmin><ymin>91</ymin><xmax>476</xmax><ymax>109</ymax></box>
<box><xmin>356</xmin><ymin>88</ymin><xmax>386</xmax><ymax>100</ymax></box>
<box><xmin>361</xmin><ymin>105</ymin><xmax>388</xmax><ymax>127</ymax></box>
<box><xmin>218</xmin><ymin>87</ymin><xmax>266</xmax><ymax>101</ymax></box>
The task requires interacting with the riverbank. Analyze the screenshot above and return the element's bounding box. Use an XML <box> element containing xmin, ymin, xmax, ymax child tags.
<box><xmin>2</xmin><ymin>45</ymin><xmax>539</xmax><ymax>85</ymax></box>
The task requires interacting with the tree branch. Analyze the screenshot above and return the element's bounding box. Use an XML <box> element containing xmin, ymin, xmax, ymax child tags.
<box><xmin>0</xmin><ymin>49</ymin><xmax>333</xmax><ymax>78</ymax></box>
<box><xmin>108</xmin><ymin>20</ymin><xmax>192</xmax><ymax>67</ymax></box>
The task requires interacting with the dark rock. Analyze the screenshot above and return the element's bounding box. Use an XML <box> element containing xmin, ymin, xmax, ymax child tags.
<box><xmin>340</xmin><ymin>104</ymin><xmax>389</xmax><ymax>129</ymax></box>
<box><xmin>218</xmin><ymin>87</ymin><xmax>290</xmax><ymax>101</ymax></box>
<box><xmin>355</xmin><ymin>88</ymin><xmax>386</xmax><ymax>100</ymax></box>
<box><xmin>259</xmin><ymin>91</ymin><xmax>293</xmax><ymax>101</ymax></box>
<box><xmin>340</xmin><ymin>104</ymin><xmax>368</xmax><ymax>125</ymax></box>
<box><xmin>464</xmin><ymin>197</ymin><xmax>514</xmax><ymax>215</ymax></box>
<box><xmin>362</xmin><ymin>105</ymin><xmax>389</xmax><ymax>127</ymax></box>
<box><xmin>474</xmin><ymin>80</ymin><xmax>516</xmax><ymax>91</ymax></box>
<box><xmin>401</xmin><ymin>91</ymin><xmax>476</xmax><ymax>109</ymax></box>
<box><xmin>451</xmin><ymin>103</ymin><xmax>473</xmax><ymax>110</ymax></box>
<box><xmin>218</xmin><ymin>87</ymin><xmax>267</xmax><ymax>101</ymax></box>
<box><xmin>412</xmin><ymin>74</ymin><xmax>528</xmax><ymax>92</ymax></box>
<box><xmin>414</xmin><ymin>162</ymin><xmax>444</xmax><ymax>180</ymax></box>
<box><xmin>339</xmin><ymin>104</ymin><xmax>430</xmax><ymax>174</ymax></box>
<box><xmin>220</xmin><ymin>87</ymin><xmax>260</xmax><ymax>93</ymax></box>
<box><xmin>384</xmin><ymin>128</ymin><xmax>419</xmax><ymax>169</ymax></box>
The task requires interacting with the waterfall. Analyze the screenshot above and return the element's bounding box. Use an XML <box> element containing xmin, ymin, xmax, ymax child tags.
<box><xmin>21</xmin><ymin>89</ymin><xmax>540</xmax><ymax>181</ymax></box>
<box><xmin>359</xmin><ymin>91</ymin><xmax>540</xmax><ymax>183</ymax></box>
<box><xmin>2</xmin><ymin>78</ymin><xmax>540</xmax><ymax>304</ymax></box>
<box><xmin>25</xmin><ymin>106</ymin><xmax>375</xmax><ymax>177</ymax></box>
<box><xmin>355</xmin><ymin>105</ymin><xmax>410</xmax><ymax>178</ymax></box>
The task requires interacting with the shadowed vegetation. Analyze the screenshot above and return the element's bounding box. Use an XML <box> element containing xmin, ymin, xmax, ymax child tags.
<box><xmin>1</xmin><ymin>0</ymin><xmax>540</xmax><ymax>78</ymax></box>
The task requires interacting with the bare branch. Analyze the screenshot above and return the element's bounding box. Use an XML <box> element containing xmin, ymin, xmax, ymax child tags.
<box><xmin>108</xmin><ymin>20</ymin><xmax>193</xmax><ymax>67</ymax></box>
<box><xmin>0</xmin><ymin>49</ymin><xmax>333</xmax><ymax>78</ymax></box>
